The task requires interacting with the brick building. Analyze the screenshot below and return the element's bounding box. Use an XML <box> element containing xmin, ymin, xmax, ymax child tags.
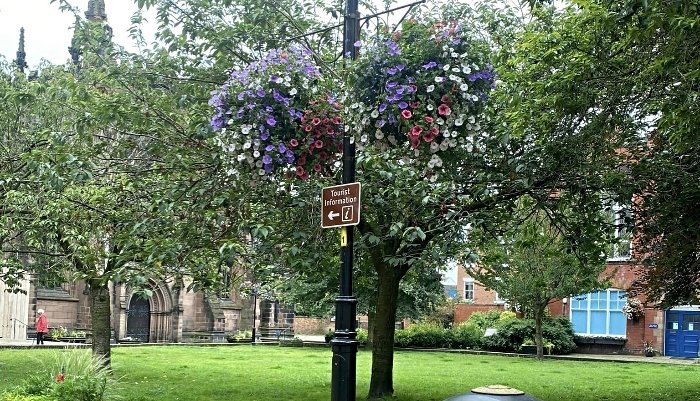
<box><xmin>453</xmin><ymin>225</ymin><xmax>700</xmax><ymax>357</ymax></box>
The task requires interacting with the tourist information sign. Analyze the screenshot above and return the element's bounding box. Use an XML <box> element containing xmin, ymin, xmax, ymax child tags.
<box><xmin>321</xmin><ymin>183</ymin><xmax>361</xmax><ymax>228</ymax></box>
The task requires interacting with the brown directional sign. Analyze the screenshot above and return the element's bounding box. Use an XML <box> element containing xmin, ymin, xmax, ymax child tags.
<box><xmin>321</xmin><ymin>183</ymin><xmax>361</xmax><ymax>228</ymax></box>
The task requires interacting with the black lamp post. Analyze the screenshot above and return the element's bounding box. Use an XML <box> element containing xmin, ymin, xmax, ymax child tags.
<box><xmin>331</xmin><ymin>2</ymin><xmax>359</xmax><ymax>401</ymax></box>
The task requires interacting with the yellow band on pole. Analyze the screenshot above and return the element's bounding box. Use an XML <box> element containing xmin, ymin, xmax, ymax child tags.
<box><xmin>340</xmin><ymin>227</ymin><xmax>348</xmax><ymax>247</ymax></box>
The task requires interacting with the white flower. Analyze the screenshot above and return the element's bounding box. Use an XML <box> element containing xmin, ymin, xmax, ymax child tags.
<box><xmin>414</xmin><ymin>149</ymin><xmax>420</xmax><ymax>157</ymax></box>
<box><xmin>388</xmin><ymin>135</ymin><xmax>397</xmax><ymax>145</ymax></box>
<box><xmin>471</xmin><ymin>94</ymin><xmax>479</xmax><ymax>102</ymax></box>
<box><xmin>243</xmin><ymin>141</ymin><xmax>252</xmax><ymax>150</ymax></box>
<box><xmin>436</xmin><ymin>118</ymin><xmax>445</xmax><ymax>125</ymax></box>
<box><xmin>375</xmin><ymin>130</ymin><xmax>384</xmax><ymax>139</ymax></box>
<box><xmin>427</xmin><ymin>104</ymin><xmax>435</xmax><ymax>111</ymax></box>
<box><xmin>449</xmin><ymin>74</ymin><xmax>460</xmax><ymax>82</ymax></box>
<box><xmin>452</xmin><ymin>67</ymin><xmax>460</xmax><ymax>73</ymax></box>
<box><xmin>455</xmin><ymin>118</ymin><xmax>464</xmax><ymax>127</ymax></box>
<box><xmin>371</xmin><ymin>110</ymin><xmax>379</xmax><ymax>118</ymax></box>
<box><xmin>468</xmin><ymin>116</ymin><xmax>476</xmax><ymax>124</ymax></box>
<box><xmin>237</xmin><ymin>154</ymin><xmax>247</xmax><ymax>162</ymax></box>
<box><xmin>451</xmin><ymin>52</ymin><xmax>459</xmax><ymax>58</ymax></box>
<box><xmin>443</xmin><ymin>64</ymin><xmax>451</xmax><ymax>71</ymax></box>
<box><xmin>435</xmin><ymin>76</ymin><xmax>445</xmax><ymax>83</ymax></box>
<box><xmin>289</xmin><ymin>88</ymin><xmax>298</xmax><ymax>96</ymax></box>
<box><xmin>255</xmin><ymin>160</ymin><xmax>263</xmax><ymax>168</ymax></box>
<box><xmin>462</xmin><ymin>66</ymin><xmax>472</xmax><ymax>74</ymax></box>
<box><xmin>460</xmin><ymin>84</ymin><xmax>469</xmax><ymax>92</ymax></box>
<box><xmin>426</xmin><ymin>85</ymin><xmax>435</xmax><ymax>93</ymax></box>
<box><xmin>361</xmin><ymin>134</ymin><xmax>368</xmax><ymax>143</ymax></box>
<box><xmin>241</xmin><ymin>125</ymin><xmax>252</xmax><ymax>135</ymax></box>
<box><xmin>430</xmin><ymin>142</ymin><xmax>439</xmax><ymax>153</ymax></box>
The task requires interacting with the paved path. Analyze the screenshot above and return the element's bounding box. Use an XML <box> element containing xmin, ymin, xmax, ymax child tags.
<box><xmin>1</xmin><ymin>337</ymin><xmax>698</xmax><ymax>365</ymax></box>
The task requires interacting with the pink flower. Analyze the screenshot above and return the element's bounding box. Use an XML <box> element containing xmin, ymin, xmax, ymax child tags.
<box><xmin>304</xmin><ymin>125</ymin><xmax>313</xmax><ymax>132</ymax></box>
<box><xmin>312</xmin><ymin>117</ymin><xmax>321</xmax><ymax>125</ymax></box>
<box><xmin>438</xmin><ymin>104</ymin><xmax>451</xmax><ymax>116</ymax></box>
<box><xmin>401</xmin><ymin>110</ymin><xmax>413</xmax><ymax>119</ymax></box>
<box><xmin>410</xmin><ymin>101</ymin><xmax>420</xmax><ymax>109</ymax></box>
<box><xmin>314</xmin><ymin>164</ymin><xmax>322</xmax><ymax>172</ymax></box>
<box><xmin>441</xmin><ymin>95</ymin><xmax>452</xmax><ymax>104</ymax></box>
<box><xmin>300</xmin><ymin>171</ymin><xmax>309</xmax><ymax>180</ymax></box>
<box><xmin>424</xmin><ymin>116</ymin><xmax>434</xmax><ymax>124</ymax></box>
<box><xmin>296</xmin><ymin>166</ymin><xmax>305</xmax><ymax>176</ymax></box>
<box><xmin>423</xmin><ymin>132</ymin><xmax>436</xmax><ymax>143</ymax></box>
<box><xmin>410</xmin><ymin>137</ymin><xmax>420</xmax><ymax>149</ymax></box>
<box><xmin>290</xmin><ymin>139</ymin><xmax>299</xmax><ymax>147</ymax></box>
<box><xmin>410</xmin><ymin>125</ymin><xmax>423</xmax><ymax>137</ymax></box>
<box><xmin>315</xmin><ymin>140</ymin><xmax>324</xmax><ymax>149</ymax></box>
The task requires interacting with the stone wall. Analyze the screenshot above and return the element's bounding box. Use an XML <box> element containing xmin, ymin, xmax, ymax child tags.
<box><xmin>295</xmin><ymin>316</ymin><xmax>333</xmax><ymax>334</ymax></box>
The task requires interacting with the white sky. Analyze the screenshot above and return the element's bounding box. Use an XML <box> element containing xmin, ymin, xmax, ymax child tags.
<box><xmin>0</xmin><ymin>0</ymin><xmax>153</xmax><ymax>67</ymax></box>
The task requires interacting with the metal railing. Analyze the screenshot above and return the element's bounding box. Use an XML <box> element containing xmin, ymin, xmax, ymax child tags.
<box><xmin>10</xmin><ymin>318</ymin><xmax>30</xmax><ymax>341</ymax></box>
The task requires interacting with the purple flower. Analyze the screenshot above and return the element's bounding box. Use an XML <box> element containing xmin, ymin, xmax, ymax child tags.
<box><xmin>396</xmin><ymin>64</ymin><xmax>405</xmax><ymax>71</ymax></box>
<box><xmin>396</xmin><ymin>87</ymin><xmax>405</xmax><ymax>95</ymax></box>
<box><xmin>261</xmin><ymin>131</ymin><xmax>270</xmax><ymax>141</ymax></box>
<box><xmin>237</xmin><ymin>108</ymin><xmax>245</xmax><ymax>118</ymax></box>
<box><xmin>386</xmin><ymin>81</ymin><xmax>398</xmax><ymax>89</ymax></box>
<box><xmin>354</xmin><ymin>40</ymin><xmax>362</xmax><ymax>47</ymax></box>
<box><xmin>237</xmin><ymin>92</ymin><xmax>246</xmax><ymax>101</ymax></box>
<box><xmin>387</xmin><ymin>67</ymin><xmax>398</xmax><ymax>76</ymax></box>
<box><xmin>378</xmin><ymin>103</ymin><xmax>388</xmax><ymax>113</ymax></box>
<box><xmin>211</xmin><ymin>114</ymin><xmax>226</xmax><ymax>130</ymax></box>
<box><xmin>266</xmin><ymin>116</ymin><xmax>277</xmax><ymax>126</ymax></box>
<box><xmin>422</xmin><ymin>61</ymin><xmax>438</xmax><ymax>70</ymax></box>
<box><xmin>263</xmin><ymin>154</ymin><xmax>273</xmax><ymax>165</ymax></box>
<box><xmin>265</xmin><ymin>145</ymin><xmax>275</xmax><ymax>152</ymax></box>
<box><xmin>256</xmin><ymin>88</ymin><xmax>266</xmax><ymax>97</ymax></box>
<box><xmin>398</xmin><ymin>101</ymin><xmax>408</xmax><ymax>110</ymax></box>
<box><xmin>278</xmin><ymin>143</ymin><xmax>287</xmax><ymax>153</ymax></box>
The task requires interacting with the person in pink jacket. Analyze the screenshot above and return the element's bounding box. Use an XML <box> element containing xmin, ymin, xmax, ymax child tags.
<box><xmin>36</xmin><ymin>309</ymin><xmax>48</xmax><ymax>345</ymax></box>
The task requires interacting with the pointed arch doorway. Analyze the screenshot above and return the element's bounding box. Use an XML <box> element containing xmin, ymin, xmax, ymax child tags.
<box><xmin>126</xmin><ymin>296</ymin><xmax>150</xmax><ymax>342</ymax></box>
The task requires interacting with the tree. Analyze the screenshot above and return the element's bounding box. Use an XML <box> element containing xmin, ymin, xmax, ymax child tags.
<box><xmin>468</xmin><ymin>197</ymin><xmax>608</xmax><ymax>359</ymax></box>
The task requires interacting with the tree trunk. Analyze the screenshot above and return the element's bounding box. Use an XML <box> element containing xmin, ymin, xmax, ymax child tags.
<box><xmin>534</xmin><ymin>309</ymin><xmax>544</xmax><ymax>360</ymax></box>
<box><xmin>368</xmin><ymin>264</ymin><xmax>408</xmax><ymax>399</ymax></box>
<box><xmin>90</xmin><ymin>278</ymin><xmax>112</xmax><ymax>367</ymax></box>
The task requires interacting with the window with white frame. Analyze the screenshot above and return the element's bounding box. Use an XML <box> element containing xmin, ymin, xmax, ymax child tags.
<box><xmin>606</xmin><ymin>202</ymin><xmax>632</xmax><ymax>260</ymax></box>
<box><xmin>571</xmin><ymin>289</ymin><xmax>627</xmax><ymax>336</ymax></box>
<box><xmin>463</xmin><ymin>279</ymin><xmax>474</xmax><ymax>301</ymax></box>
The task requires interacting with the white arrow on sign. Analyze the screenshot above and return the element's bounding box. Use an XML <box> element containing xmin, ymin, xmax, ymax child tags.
<box><xmin>328</xmin><ymin>211</ymin><xmax>340</xmax><ymax>220</ymax></box>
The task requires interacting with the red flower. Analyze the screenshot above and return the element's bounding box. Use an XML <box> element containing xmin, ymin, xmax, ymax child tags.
<box><xmin>430</xmin><ymin>126</ymin><xmax>439</xmax><ymax>136</ymax></box>
<box><xmin>319</xmin><ymin>152</ymin><xmax>328</xmax><ymax>161</ymax></box>
<box><xmin>295</xmin><ymin>166</ymin><xmax>305</xmax><ymax>176</ymax></box>
<box><xmin>410</xmin><ymin>137</ymin><xmax>421</xmax><ymax>149</ymax></box>
<box><xmin>300</xmin><ymin>171</ymin><xmax>309</xmax><ymax>180</ymax></box>
<box><xmin>410</xmin><ymin>125</ymin><xmax>423</xmax><ymax>137</ymax></box>
<box><xmin>314</xmin><ymin>164</ymin><xmax>322</xmax><ymax>172</ymax></box>
<box><xmin>304</xmin><ymin>125</ymin><xmax>313</xmax><ymax>132</ymax></box>
<box><xmin>401</xmin><ymin>110</ymin><xmax>413</xmax><ymax>119</ymax></box>
<box><xmin>410</xmin><ymin>85</ymin><xmax>418</xmax><ymax>93</ymax></box>
<box><xmin>441</xmin><ymin>95</ymin><xmax>452</xmax><ymax>104</ymax></box>
<box><xmin>312</xmin><ymin>117</ymin><xmax>321</xmax><ymax>125</ymax></box>
<box><xmin>332</xmin><ymin>116</ymin><xmax>341</xmax><ymax>124</ymax></box>
<box><xmin>55</xmin><ymin>373</ymin><xmax>65</xmax><ymax>383</ymax></box>
<box><xmin>423</xmin><ymin>132</ymin><xmax>436</xmax><ymax>143</ymax></box>
<box><xmin>424</xmin><ymin>116</ymin><xmax>434</xmax><ymax>124</ymax></box>
<box><xmin>290</xmin><ymin>139</ymin><xmax>299</xmax><ymax>147</ymax></box>
<box><xmin>410</xmin><ymin>101</ymin><xmax>420</xmax><ymax>109</ymax></box>
<box><xmin>323</xmin><ymin>117</ymin><xmax>329</xmax><ymax>124</ymax></box>
<box><xmin>438</xmin><ymin>104</ymin><xmax>451</xmax><ymax>116</ymax></box>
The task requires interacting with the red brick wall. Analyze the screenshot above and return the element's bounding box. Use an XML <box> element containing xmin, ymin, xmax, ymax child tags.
<box><xmin>454</xmin><ymin>304</ymin><xmax>506</xmax><ymax>324</ymax></box>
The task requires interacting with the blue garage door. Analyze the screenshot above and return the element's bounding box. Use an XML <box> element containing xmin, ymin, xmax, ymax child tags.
<box><xmin>665</xmin><ymin>311</ymin><xmax>700</xmax><ymax>358</ymax></box>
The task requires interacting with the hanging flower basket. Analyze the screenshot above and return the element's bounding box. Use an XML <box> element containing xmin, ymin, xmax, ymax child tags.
<box><xmin>345</xmin><ymin>19</ymin><xmax>496</xmax><ymax>175</ymax></box>
<box><xmin>622</xmin><ymin>297</ymin><xmax>644</xmax><ymax>320</ymax></box>
<box><xmin>210</xmin><ymin>46</ymin><xmax>343</xmax><ymax>180</ymax></box>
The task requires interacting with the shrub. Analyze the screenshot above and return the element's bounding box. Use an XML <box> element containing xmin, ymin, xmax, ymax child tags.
<box><xmin>466</xmin><ymin>310</ymin><xmax>505</xmax><ymax>331</ymax></box>
<box><xmin>395</xmin><ymin>322</ymin><xmax>450</xmax><ymax>348</ymax></box>
<box><xmin>483</xmin><ymin>318</ymin><xmax>535</xmax><ymax>352</ymax></box>
<box><xmin>541</xmin><ymin>316</ymin><xmax>577</xmax><ymax>354</ymax></box>
<box><xmin>279</xmin><ymin>337</ymin><xmax>304</xmax><ymax>347</ymax></box>
<box><xmin>449</xmin><ymin>321</ymin><xmax>483</xmax><ymax>349</ymax></box>
<box><xmin>483</xmin><ymin>316</ymin><xmax>577</xmax><ymax>354</ymax></box>
<box><xmin>356</xmin><ymin>328</ymin><xmax>368</xmax><ymax>345</ymax></box>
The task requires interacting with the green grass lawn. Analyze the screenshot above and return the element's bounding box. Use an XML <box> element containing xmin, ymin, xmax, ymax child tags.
<box><xmin>1</xmin><ymin>345</ymin><xmax>699</xmax><ymax>401</ymax></box>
